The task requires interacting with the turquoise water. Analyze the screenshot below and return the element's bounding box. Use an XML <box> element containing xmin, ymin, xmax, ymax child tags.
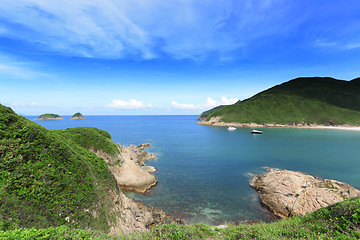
<box><xmin>28</xmin><ymin>115</ymin><xmax>360</xmax><ymax>224</ymax></box>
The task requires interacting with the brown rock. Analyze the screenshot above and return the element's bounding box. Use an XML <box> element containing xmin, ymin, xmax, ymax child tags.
<box><xmin>84</xmin><ymin>143</ymin><xmax>172</xmax><ymax>233</ymax></box>
<box><xmin>90</xmin><ymin>144</ymin><xmax>158</xmax><ymax>194</ymax></box>
<box><xmin>249</xmin><ymin>168</ymin><xmax>360</xmax><ymax>218</ymax></box>
<box><xmin>108</xmin><ymin>190</ymin><xmax>173</xmax><ymax>234</ymax></box>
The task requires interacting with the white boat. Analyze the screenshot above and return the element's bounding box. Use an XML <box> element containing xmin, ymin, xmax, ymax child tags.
<box><xmin>227</xmin><ymin>127</ymin><xmax>236</xmax><ymax>131</ymax></box>
<box><xmin>251</xmin><ymin>129</ymin><xmax>262</xmax><ymax>134</ymax></box>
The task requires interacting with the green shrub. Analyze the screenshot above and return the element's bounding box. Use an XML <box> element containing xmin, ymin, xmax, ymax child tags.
<box><xmin>0</xmin><ymin>104</ymin><xmax>118</xmax><ymax>232</ymax></box>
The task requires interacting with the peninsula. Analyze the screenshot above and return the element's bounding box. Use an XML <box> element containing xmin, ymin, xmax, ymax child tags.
<box><xmin>198</xmin><ymin>77</ymin><xmax>360</xmax><ymax>127</ymax></box>
<box><xmin>34</xmin><ymin>113</ymin><xmax>64</xmax><ymax>120</ymax></box>
<box><xmin>71</xmin><ymin>112</ymin><xmax>86</xmax><ymax>120</ymax></box>
<box><xmin>250</xmin><ymin>168</ymin><xmax>360</xmax><ymax>219</ymax></box>
<box><xmin>1</xmin><ymin>104</ymin><xmax>171</xmax><ymax>234</ymax></box>
<box><xmin>3</xmin><ymin>103</ymin><xmax>360</xmax><ymax>238</ymax></box>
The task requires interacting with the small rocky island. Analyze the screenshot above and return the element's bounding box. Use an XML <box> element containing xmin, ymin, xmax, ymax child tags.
<box><xmin>34</xmin><ymin>113</ymin><xmax>63</xmax><ymax>120</ymax></box>
<box><xmin>71</xmin><ymin>112</ymin><xmax>86</xmax><ymax>120</ymax></box>
<box><xmin>250</xmin><ymin>168</ymin><xmax>360</xmax><ymax>218</ymax></box>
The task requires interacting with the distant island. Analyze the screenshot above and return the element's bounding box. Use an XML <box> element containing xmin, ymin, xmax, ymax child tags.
<box><xmin>34</xmin><ymin>113</ymin><xmax>63</xmax><ymax>120</ymax></box>
<box><xmin>3</xmin><ymin>102</ymin><xmax>360</xmax><ymax>238</ymax></box>
<box><xmin>71</xmin><ymin>112</ymin><xmax>86</xmax><ymax>120</ymax></box>
<box><xmin>1</xmin><ymin>103</ymin><xmax>171</xmax><ymax>234</ymax></box>
<box><xmin>198</xmin><ymin>77</ymin><xmax>360</xmax><ymax>127</ymax></box>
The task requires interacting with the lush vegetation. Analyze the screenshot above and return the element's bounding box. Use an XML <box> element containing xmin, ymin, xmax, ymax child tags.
<box><xmin>58</xmin><ymin>127</ymin><xmax>119</xmax><ymax>157</ymax></box>
<box><xmin>204</xmin><ymin>77</ymin><xmax>360</xmax><ymax>125</ymax></box>
<box><xmin>0</xmin><ymin>226</ymin><xmax>113</xmax><ymax>240</ymax></box>
<box><xmin>2</xmin><ymin>101</ymin><xmax>360</xmax><ymax>239</ymax></box>
<box><xmin>71</xmin><ymin>112</ymin><xmax>85</xmax><ymax>119</ymax></box>
<box><xmin>198</xmin><ymin>105</ymin><xmax>225</xmax><ymax>120</ymax></box>
<box><xmin>35</xmin><ymin>113</ymin><xmax>63</xmax><ymax>120</ymax></box>
<box><xmin>0</xmin><ymin>104</ymin><xmax>119</xmax><ymax>232</ymax></box>
<box><xmin>2</xmin><ymin>197</ymin><xmax>360</xmax><ymax>239</ymax></box>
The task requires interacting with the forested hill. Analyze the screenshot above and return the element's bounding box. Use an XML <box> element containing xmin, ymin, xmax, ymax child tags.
<box><xmin>200</xmin><ymin>77</ymin><xmax>360</xmax><ymax>125</ymax></box>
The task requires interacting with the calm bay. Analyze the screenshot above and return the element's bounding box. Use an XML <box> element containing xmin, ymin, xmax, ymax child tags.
<box><xmin>28</xmin><ymin>115</ymin><xmax>360</xmax><ymax>224</ymax></box>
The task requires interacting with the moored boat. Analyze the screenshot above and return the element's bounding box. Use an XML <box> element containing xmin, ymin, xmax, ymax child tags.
<box><xmin>251</xmin><ymin>129</ymin><xmax>262</xmax><ymax>134</ymax></box>
<box><xmin>227</xmin><ymin>127</ymin><xmax>236</xmax><ymax>131</ymax></box>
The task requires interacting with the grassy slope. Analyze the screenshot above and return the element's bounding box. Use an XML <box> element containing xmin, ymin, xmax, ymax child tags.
<box><xmin>198</xmin><ymin>105</ymin><xmax>225</xmax><ymax>120</ymax></box>
<box><xmin>57</xmin><ymin>127</ymin><xmax>119</xmax><ymax>157</ymax></box>
<box><xmin>206</xmin><ymin>77</ymin><xmax>360</xmax><ymax>125</ymax></box>
<box><xmin>0</xmin><ymin>104</ymin><xmax>119</xmax><ymax>232</ymax></box>
<box><xmin>2</xmin><ymin>197</ymin><xmax>360</xmax><ymax>239</ymax></box>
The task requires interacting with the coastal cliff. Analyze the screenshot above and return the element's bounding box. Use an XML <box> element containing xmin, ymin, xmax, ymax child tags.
<box><xmin>0</xmin><ymin>104</ymin><xmax>171</xmax><ymax>233</ymax></box>
<box><xmin>250</xmin><ymin>168</ymin><xmax>360</xmax><ymax>218</ymax></box>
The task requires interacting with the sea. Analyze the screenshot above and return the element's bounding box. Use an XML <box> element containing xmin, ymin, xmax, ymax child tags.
<box><xmin>26</xmin><ymin>115</ymin><xmax>360</xmax><ymax>225</ymax></box>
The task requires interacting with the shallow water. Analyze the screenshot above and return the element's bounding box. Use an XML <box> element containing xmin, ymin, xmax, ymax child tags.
<box><xmin>28</xmin><ymin>115</ymin><xmax>360</xmax><ymax>224</ymax></box>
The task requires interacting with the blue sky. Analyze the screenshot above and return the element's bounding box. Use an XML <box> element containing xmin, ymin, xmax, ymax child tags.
<box><xmin>1</xmin><ymin>0</ymin><xmax>360</xmax><ymax>115</ymax></box>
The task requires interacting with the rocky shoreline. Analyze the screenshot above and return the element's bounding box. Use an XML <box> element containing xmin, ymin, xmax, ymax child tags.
<box><xmin>249</xmin><ymin>168</ymin><xmax>360</xmax><ymax>218</ymax></box>
<box><xmin>71</xmin><ymin>116</ymin><xmax>86</xmax><ymax>120</ymax></box>
<box><xmin>88</xmin><ymin>142</ymin><xmax>172</xmax><ymax>233</ymax></box>
<box><xmin>197</xmin><ymin>116</ymin><xmax>360</xmax><ymax>131</ymax></box>
<box><xmin>92</xmin><ymin>143</ymin><xmax>158</xmax><ymax>194</ymax></box>
<box><xmin>34</xmin><ymin>116</ymin><xmax>64</xmax><ymax>120</ymax></box>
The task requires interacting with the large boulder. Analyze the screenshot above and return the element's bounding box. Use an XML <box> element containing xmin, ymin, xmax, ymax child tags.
<box><xmin>250</xmin><ymin>168</ymin><xmax>360</xmax><ymax>218</ymax></box>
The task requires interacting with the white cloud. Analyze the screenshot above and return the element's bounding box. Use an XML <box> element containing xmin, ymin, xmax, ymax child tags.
<box><xmin>107</xmin><ymin>99</ymin><xmax>152</xmax><ymax>109</ymax></box>
<box><xmin>344</xmin><ymin>43</ymin><xmax>360</xmax><ymax>50</ymax></box>
<box><xmin>171</xmin><ymin>96</ymin><xmax>239</xmax><ymax>110</ymax></box>
<box><xmin>206</xmin><ymin>97</ymin><xmax>218</xmax><ymax>107</ymax></box>
<box><xmin>0</xmin><ymin>1</ymin><xmax>155</xmax><ymax>59</ymax></box>
<box><xmin>220</xmin><ymin>96</ymin><xmax>239</xmax><ymax>105</ymax></box>
<box><xmin>170</xmin><ymin>102</ymin><xmax>198</xmax><ymax>110</ymax></box>
<box><xmin>314</xmin><ymin>39</ymin><xmax>338</xmax><ymax>48</ymax></box>
<box><xmin>0</xmin><ymin>0</ymin><xmax>296</xmax><ymax>60</ymax></box>
<box><xmin>11</xmin><ymin>102</ymin><xmax>38</xmax><ymax>107</ymax></box>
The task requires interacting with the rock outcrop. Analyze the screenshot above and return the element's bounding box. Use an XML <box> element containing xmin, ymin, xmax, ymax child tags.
<box><xmin>89</xmin><ymin>143</ymin><xmax>172</xmax><ymax>233</ymax></box>
<box><xmin>92</xmin><ymin>143</ymin><xmax>158</xmax><ymax>194</ymax></box>
<box><xmin>108</xmin><ymin>190</ymin><xmax>173</xmax><ymax>234</ymax></box>
<box><xmin>250</xmin><ymin>168</ymin><xmax>360</xmax><ymax>218</ymax></box>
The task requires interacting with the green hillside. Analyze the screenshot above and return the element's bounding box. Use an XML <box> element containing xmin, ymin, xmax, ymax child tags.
<box><xmin>2</xmin><ymin>197</ymin><xmax>360</xmax><ymax>239</ymax></box>
<box><xmin>0</xmin><ymin>104</ymin><xmax>119</xmax><ymax>231</ymax></box>
<box><xmin>35</xmin><ymin>113</ymin><xmax>63</xmax><ymax>120</ymax></box>
<box><xmin>204</xmin><ymin>77</ymin><xmax>360</xmax><ymax>125</ymax></box>
<box><xmin>198</xmin><ymin>105</ymin><xmax>225</xmax><ymax>120</ymax></box>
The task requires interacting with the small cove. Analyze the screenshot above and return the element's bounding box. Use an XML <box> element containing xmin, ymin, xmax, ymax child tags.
<box><xmin>29</xmin><ymin>115</ymin><xmax>360</xmax><ymax>224</ymax></box>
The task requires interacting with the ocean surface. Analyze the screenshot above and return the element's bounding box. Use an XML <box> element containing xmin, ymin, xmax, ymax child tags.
<box><xmin>27</xmin><ymin>115</ymin><xmax>360</xmax><ymax>224</ymax></box>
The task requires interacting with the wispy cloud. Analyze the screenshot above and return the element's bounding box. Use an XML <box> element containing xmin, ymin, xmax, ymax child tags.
<box><xmin>107</xmin><ymin>99</ymin><xmax>152</xmax><ymax>109</ymax></box>
<box><xmin>314</xmin><ymin>39</ymin><xmax>338</xmax><ymax>48</ymax></box>
<box><xmin>0</xmin><ymin>0</ymin><xmax>306</xmax><ymax>61</ymax></box>
<box><xmin>171</xmin><ymin>96</ymin><xmax>239</xmax><ymax>110</ymax></box>
<box><xmin>170</xmin><ymin>102</ymin><xmax>198</xmax><ymax>110</ymax></box>
<box><xmin>0</xmin><ymin>53</ymin><xmax>52</xmax><ymax>80</ymax></box>
<box><xmin>10</xmin><ymin>102</ymin><xmax>38</xmax><ymax>107</ymax></box>
<box><xmin>0</xmin><ymin>1</ymin><xmax>154</xmax><ymax>59</ymax></box>
<box><xmin>344</xmin><ymin>43</ymin><xmax>360</xmax><ymax>50</ymax></box>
